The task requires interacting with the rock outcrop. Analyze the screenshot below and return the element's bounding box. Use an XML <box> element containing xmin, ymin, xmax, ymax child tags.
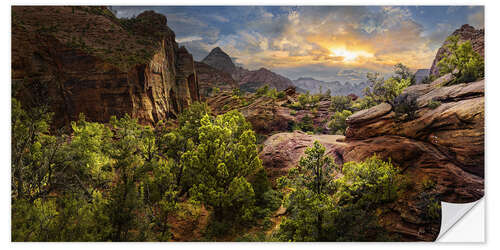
<box><xmin>201</xmin><ymin>47</ymin><xmax>236</xmax><ymax>75</ymax></box>
<box><xmin>346</xmin><ymin>76</ymin><xmax>484</xmax><ymax>177</ymax></box>
<box><xmin>260</xmin><ymin>72</ymin><xmax>484</xmax><ymax>241</ymax></box>
<box><xmin>195</xmin><ymin>61</ymin><xmax>238</xmax><ymax>98</ymax></box>
<box><xmin>12</xmin><ymin>6</ymin><xmax>199</xmax><ymax>127</ymax></box>
<box><xmin>429</xmin><ymin>24</ymin><xmax>484</xmax><ymax>77</ymax></box>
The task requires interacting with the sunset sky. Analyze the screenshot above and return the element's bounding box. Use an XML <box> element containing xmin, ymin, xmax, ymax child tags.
<box><xmin>112</xmin><ymin>6</ymin><xmax>484</xmax><ymax>82</ymax></box>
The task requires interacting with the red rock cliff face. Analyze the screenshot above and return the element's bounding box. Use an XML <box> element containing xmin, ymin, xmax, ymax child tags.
<box><xmin>11</xmin><ymin>6</ymin><xmax>199</xmax><ymax>127</ymax></box>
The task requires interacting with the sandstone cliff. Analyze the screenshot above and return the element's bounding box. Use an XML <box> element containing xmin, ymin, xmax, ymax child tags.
<box><xmin>12</xmin><ymin>6</ymin><xmax>199</xmax><ymax>127</ymax></box>
<box><xmin>429</xmin><ymin>24</ymin><xmax>484</xmax><ymax>77</ymax></box>
<box><xmin>260</xmin><ymin>74</ymin><xmax>484</xmax><ymax>241</ymax></box>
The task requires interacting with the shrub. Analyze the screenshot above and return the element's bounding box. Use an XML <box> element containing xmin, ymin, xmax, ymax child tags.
<box><xmin>330</xmin><ymin>95</ymin><xmax>353</xmax><ymax>113</ymax></box>
<box><xmin>393</xmin><ymin>93</ymin><xmax>419</xmax><ymax>121</ymax></box>
<box><xmin>438</xmin><ymin>35</ymin><xmax>484</xmax><ymax>84</ymax></box>
<box><xmin>327</xmin><ymin>110</ymin><xmax>352</xmax><ymax>135</ymax></box>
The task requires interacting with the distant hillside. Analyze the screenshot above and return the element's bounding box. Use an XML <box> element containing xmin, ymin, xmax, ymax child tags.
<box><xmin>292</xmin><ymin>77</ymin><xmax>369</xmax><ymax>96</ymax></box>
<box><xmin>201</xmin><ymin>47</ymin><xmax>293</xmax><ymax>92</ymax></box>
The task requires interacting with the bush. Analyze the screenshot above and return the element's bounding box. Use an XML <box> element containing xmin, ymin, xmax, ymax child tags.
<box><xmin>438</xmin><ymin>35</ymin><xmax>484</xmax><ymax>84</ymax></box>
<box><xmin>330</xmin><ymin>96</ymin><xmax>353</xmax><ymax>113</ymax></box>
<box><xmin>327</xmin><ymin>110</ymin><xmax>352</xmax><ymax>135</ymax></box>
<box><xmin>393</xmin><ymin>93</ymin><xmax>419</xmax><ymax>121</ymax></box>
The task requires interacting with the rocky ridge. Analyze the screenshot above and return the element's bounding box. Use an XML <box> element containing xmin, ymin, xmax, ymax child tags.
<box><xmin>201</xmin><ymin>47</ymin><xmax>293</xmax><ymax>92</ymax></box>
<box><xmin>12</xmin><ymin>6</ymin><xmax>199</xmax><ymax>127</ymax></box>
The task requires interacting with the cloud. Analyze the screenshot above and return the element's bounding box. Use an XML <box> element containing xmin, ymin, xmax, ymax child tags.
<box><xmin>176</xmin><ymin>36</ymin><xmax>203</xmax><ymax>43</ymax></box>
<box><xmin>111</xmin><ymin>6</ymin><xmax>478</xmax><ymax>82</ymax></box>
<box><xmin>211</xmin><ymin>15</ymin><xmax>229</xmax><ymax>23</ymax></box>
<box><xmin>468</xmin><ymin>9</ymin><xmax>484</xmax><ymax>29</ymax></box>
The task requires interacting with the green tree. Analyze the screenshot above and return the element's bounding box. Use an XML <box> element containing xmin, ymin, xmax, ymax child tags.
<box><xmin>181</xmin><ymin>110</ymin><xmax>262</xmax><ymax>229</ymax></box>
<box><xmin>328</xmin><ymin>110</ymin><xmax>353</xmax><ymax>135</ymax></box>
<box><xmin>437</xmin><ymin>35</ymin><xmax>484</xmax><ymax>84</ymax></box>
<box><xmin>277</xmin><ymin>141</ymin><xmax>336</xmax><ymax>241</ymax></box>
<box><xmin>393</xmin><ymin>63</ymin><xmax>415</xmax><ymax>84</ymax></box>
<box><xmin>330</xmin><ymin>96</ymin><xmax>353</xmax><ymax>113</ymax></box>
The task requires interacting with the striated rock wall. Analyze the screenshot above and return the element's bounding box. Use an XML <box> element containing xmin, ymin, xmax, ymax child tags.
<box><xmin>429</xmin><ymin>24</ymin><xmax>484</xmax><ymax>77</ymax></box>
<box><xmin>12</xmin><ymin>6</ymin><xmax>199</xmax><ymax>127</ymax></box>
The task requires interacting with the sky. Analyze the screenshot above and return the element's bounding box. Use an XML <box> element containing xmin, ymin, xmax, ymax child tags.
<box><xmin>111</xmin><ymin>6</ymin><xmax>484</xmax><ymax>83</ymax></box>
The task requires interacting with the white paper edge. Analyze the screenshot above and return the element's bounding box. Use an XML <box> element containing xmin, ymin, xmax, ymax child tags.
<box><xmin>436</xmin><ymin>198</ymin><xmax>485</xmax><ymax>242</ymax></box>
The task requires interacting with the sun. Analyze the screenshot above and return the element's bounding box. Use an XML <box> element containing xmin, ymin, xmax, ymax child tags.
<box><xmin>329</xmin><ymin>48</ymin><xmax>373</xmax><ymax>62</ymax></box>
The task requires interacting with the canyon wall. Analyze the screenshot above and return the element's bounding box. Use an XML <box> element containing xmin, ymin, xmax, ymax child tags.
<box><xmin>12</xmin><ymin>6</ymin><xmax>199</xmax><ymax>127</ymax></box>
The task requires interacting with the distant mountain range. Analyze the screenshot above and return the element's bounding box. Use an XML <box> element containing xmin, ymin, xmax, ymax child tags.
<box><xmin>199</xmin><ymin>47</ymin><xmax>369</xmax><ymax>96</ymax></box>
<box><xmin>293</xmin><ymin>77</ymin><xmax>369</xmax><ymax>97</ymax></box>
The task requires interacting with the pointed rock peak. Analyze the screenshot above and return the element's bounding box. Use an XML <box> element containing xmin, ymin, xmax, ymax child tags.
<box><xmin>202</xmin><ymin>46</ymin><xmax>235</xmax><ymax>74</ymax></box>
<box><xmin>212</xmin><ymin>46</ymin><xmax>223</xmax><ymax>52</ymax></box>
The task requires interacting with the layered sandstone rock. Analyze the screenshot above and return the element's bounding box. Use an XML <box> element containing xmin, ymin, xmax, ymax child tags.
<box><xmin>260</xmin><ymin>131</ymin><xmax>483</xmax><ymax>241</ymax></box>
<box><xmin>12</xmin><ymin>6</ymin><xmax>199</xmax><ymax>127</ymax></box>
<box><xmin>260</xmin><ymin>73</ymin><xmax>484</xmax><ymax>241</ymax></box>
<box><xmin>429</xmin><ymin>24</ymin><xmax>484</xmax><ymax>77</ymax></box>
<box><xmin>345</xmin><ymin>78</ymin><xmax>484</xmax><ymax>177</ymax></box>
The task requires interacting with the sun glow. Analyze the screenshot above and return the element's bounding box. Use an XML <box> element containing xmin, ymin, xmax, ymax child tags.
<box><xmin>329</xmin><ymin>48</ymin><xmax>374</xmax><ymax>62</ymax></box>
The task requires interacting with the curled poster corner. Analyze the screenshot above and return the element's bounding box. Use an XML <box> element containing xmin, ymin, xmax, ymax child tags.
<box><xmin>436</xmin><ymin>198</ymin><xmax>484</xmax><ymax>242</ymax></box>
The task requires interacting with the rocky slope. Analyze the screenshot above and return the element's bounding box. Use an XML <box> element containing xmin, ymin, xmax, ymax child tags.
<box><xmin>12</xmin><ymin>6</ymin><xmax>199</xmax><ymax>127</ymax></box>
<box><xmin>293</xmin><ymin>77</ymin><xmax>369</xmax><ymax>96</ymax></box>
<box><xmin>260</xmin><ymin>74</ymin><xmax>484</xmax><ymax>241</ymax></box>
<box><xmin>207</xmin><ymin>86</ymin><xmax>335</xmax><ymax>136</ymax></box>
<box><xmin>238</xmin><ymin>68</ymin><xmax>294</xmax><ymax>92</ymax></box>
<box><xmin>429</xmin><ymin>24</ymin><xmax>484</xmax><ymax>77</ymax></box>
<box><xmin>195</xmin><ymin>61</ymin><xmax>238</xmax><ymax>99</ymax></box>
<box><xmin>201</xmin><ymin>46</ymin><xmax>236</xmax><ymax>75</ymax></box>
<box><xmin>201</xmin><ymin>47</ymin><xmax>293</xmax><ymax>92</ymax></box>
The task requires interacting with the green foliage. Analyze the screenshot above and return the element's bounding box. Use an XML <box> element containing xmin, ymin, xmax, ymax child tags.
<box><xmin>420</xmin><ymin>75</ymin><xmax>437</xmax><ymax>84</ymax></box>
<box><xmin>330</xmin><ymin>96</ymin><xmax>353</xmax><ymax>113</ymax></box>
<box><xmin>297</xmin><ymin>92</ymin><xmax>320</xmax><ymax>110</ymax></box>
<box><xmin>336</xmin><ymin>156</ymin><xmax>400</xmax><ymax>205</ymax></box>
<box><xmin>277</xmin><ymin>141</ymin><xmax>336</xmax><ymax>241</ymax></box>
<box><xmin>232</xmin><ymin>88</ymin><xmax>242</xmax><ymax>97</ymax></box>
<box><xmin>291</xmin><ymin>114</ymin><xmax>316</xmax><ymax>133</ymax></box>
<box><xmin>327</xmin><ymin>110</ymin><xmax>352</xmax><ymax>135</ymax></box>
<box><xmin>393</xmin><ymin>93</ymin><xmax>419</xmax><ymax>122</ymax></box>
<box><xmin>278</xmin><ymin>152</ymin><xmax>401</xmax><ymax>241</ymax></box>
<box><xmin>427</xmin><ymin>100</ymin><xmax>442</xmax><ymax>109</ymax></box>
<box><xmin>364</xmin><ymin>63</ymin><xmax>413</xmax><ymax>104</ymax></box>
<box><xmin>12</xmin><ymin>100</ymin><xmax>181</xmax><ymax>241</ymax></box>
<box><xmin>256</xmin><ymin>84</ymin><xmax>270</xmax><ymax>97</ymax></box>
<box><xmin>177</xmin><ymin>110</ymin><xmax>266</xmax><ymax>235</ymax></box>
<box><xmin>255</xmin><ymin>84</ymin><xmax>284</xmax><ymax>99</ymax></box>
<box><xmin>393</xmin><ymin>63</ymin><xmax>415</xmax><ymax>85</ymax></box>
<box><xmin>421</xmin><ymin>178</ymin><xmax>436</xmax><ymax>191</ymax></box>
<box><xmin>437</xmin><ymin>35</ymin><xmax>484</xmax><ymax>84</ymax></box>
